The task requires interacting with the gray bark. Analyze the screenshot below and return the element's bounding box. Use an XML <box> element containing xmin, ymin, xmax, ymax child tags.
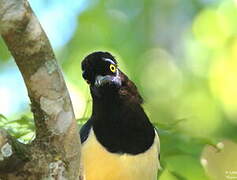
<box><xmin>0</xmin><ymin>0</ymin><xmax>81</xmax><ymax>179</ymax></box>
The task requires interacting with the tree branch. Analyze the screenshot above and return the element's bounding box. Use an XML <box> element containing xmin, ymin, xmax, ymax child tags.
<box><xmin>0</xmin><ymin>0</ymin><xmax>81</xmax><ymax>179</ymax></box>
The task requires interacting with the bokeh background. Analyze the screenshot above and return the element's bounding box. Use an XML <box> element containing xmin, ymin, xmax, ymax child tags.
<box><xmin>1</xmin><ymin>0</ymin><xmax>237</xmax><ymax>179</ymax></box>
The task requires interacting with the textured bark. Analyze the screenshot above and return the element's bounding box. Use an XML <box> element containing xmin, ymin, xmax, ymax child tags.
<box><xmin>0</xmin><ymin>130</ymin><xmax>30</xmax><ymax>174</ymax></box>
<box><xmin>0</xmin><ymin>0</ymin><xmax>81</xmax><ymax>179</ymax></box>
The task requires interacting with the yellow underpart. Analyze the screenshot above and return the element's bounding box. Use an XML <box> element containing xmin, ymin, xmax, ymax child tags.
<box><xmin>81</xmin><ymin>128</ymin><xmax>160</xmax><ymax>180</ymax></box>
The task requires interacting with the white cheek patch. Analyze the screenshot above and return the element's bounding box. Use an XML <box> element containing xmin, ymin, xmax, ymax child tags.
<box><xmin>103</xmin><ymin>58</ymin><xmax>116</xmax><ymax>65</ymax></box>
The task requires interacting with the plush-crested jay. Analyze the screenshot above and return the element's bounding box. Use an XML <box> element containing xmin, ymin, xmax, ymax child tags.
<box><xmin>80</xmin><ymin>51</ymin><xmax>160</xmax><ymax>180</ymax></box>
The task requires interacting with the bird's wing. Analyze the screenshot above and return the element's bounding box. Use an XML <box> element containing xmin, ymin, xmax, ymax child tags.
<box><xmin>80</xmin><ymin>118</ymin><xmax>93</xmax><ymax>144</ymax></box>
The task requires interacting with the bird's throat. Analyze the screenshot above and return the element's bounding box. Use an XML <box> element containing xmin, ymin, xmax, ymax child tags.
<box><xmin>91</xmin><ymin>94</ymin><xmax>155</xmax><ymax>154</ymax></box>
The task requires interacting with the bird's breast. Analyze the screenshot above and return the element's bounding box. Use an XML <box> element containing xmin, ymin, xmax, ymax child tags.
<box><xmin>81</xmin><ymin>128</ymin><xmax>159</xmax><ymax>180</ymax></box>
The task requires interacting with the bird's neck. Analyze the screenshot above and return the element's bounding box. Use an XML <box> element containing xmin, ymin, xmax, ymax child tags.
<box><xmin>90</xmin><ymin>91</ymin><xmax>155</xmax><ymax>154</ymax></box>
<box><xmin>90</xmin><ymin>83</ymin><xmax>146</xmax><ymax>127</ymax></box>
<box><xmin>91</xmin><ymin>90</ymin><xmax>133</xmax><ymax>119</ymax></box>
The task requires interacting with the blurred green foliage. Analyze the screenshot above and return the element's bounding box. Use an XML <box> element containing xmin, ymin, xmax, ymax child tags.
<box><xmin>0</xmin><ymin>114</ymin><xmax>34</xmax><ymax>143</ymax></box>
<box><xmin>0</xmin><ymin>38</ymin><xmax>11</xmax><ymax>62</ymax></box>
<box><xmin>1</xmin><ymin>0</ymin><xmax>237</xmax><ymax>179</ymax></box>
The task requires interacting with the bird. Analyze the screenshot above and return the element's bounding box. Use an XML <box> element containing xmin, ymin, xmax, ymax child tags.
<box><xmin>80</xmin><ymin>51</ymin><xmax>160</xmax><ymax>180</ymax></box>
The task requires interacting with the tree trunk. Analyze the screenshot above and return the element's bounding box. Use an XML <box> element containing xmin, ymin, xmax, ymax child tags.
<box><xmin>0</xmin><ymin>0</ymin><xmax>81</xmax><ymax>179</ymax></box>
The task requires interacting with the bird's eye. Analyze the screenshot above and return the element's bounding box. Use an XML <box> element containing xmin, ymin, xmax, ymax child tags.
<box><xmin>110</xmin><ymin>64</ymin><xmax>116</xmax><ymax>73</ymax></box>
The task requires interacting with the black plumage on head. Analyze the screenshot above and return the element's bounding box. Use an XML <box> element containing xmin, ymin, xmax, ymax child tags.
<box><xmin>81</xmin><ymin>51</ymin><xmax>143</xmax><ymax>105</ymax></box>
<box><xmin>81</xmin><ymin>51</ymin><xmax>117</xmax><ymax>84</ymax></box>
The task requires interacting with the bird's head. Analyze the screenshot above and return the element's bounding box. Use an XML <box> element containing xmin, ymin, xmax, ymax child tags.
<box><xmin>81</xmin><ymin>51</ymin><xmax>143</xmax><ymax>104</ymax></box>
<box><xmin>81</xmin><ymin>51</ymin><xmax>121</xmax><ymax>89</ymax></box>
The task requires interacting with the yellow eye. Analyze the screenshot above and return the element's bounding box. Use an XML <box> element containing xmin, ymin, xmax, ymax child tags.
<box><xmin>110</xmin><ymin>64</ymin><xmax>116</xmax><ymax>73</ymax></box>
